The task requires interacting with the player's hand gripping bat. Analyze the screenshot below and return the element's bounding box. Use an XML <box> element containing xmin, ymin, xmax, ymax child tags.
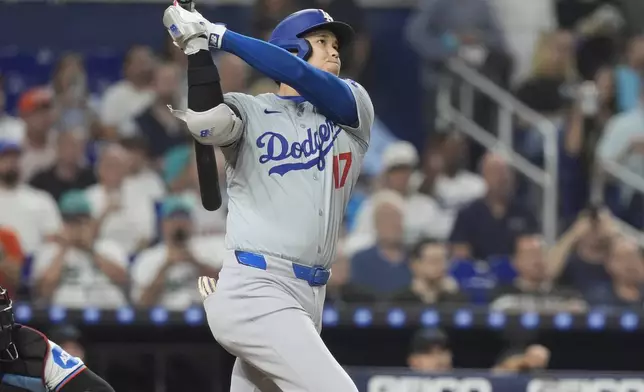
<box><xmin>177</xmin><ymin>0</ymin><xmax>223</xmax><ymax>211</ymax></box>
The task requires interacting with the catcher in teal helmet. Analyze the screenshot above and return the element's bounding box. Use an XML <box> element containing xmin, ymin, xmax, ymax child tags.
<box><xmin>0</xmin><ymin>286</ymin><xmax>114</xmax><ymax>391</ymax></box>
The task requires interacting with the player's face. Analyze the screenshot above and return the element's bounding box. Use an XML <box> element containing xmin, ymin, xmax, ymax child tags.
<box><xmin>304</xmin><ymin>30</ymin><xmax>341</xmax><ymax>76</ymax></box>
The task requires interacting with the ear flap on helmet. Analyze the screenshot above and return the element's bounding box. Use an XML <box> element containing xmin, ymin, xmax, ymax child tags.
<box><xmin>269</xmin><ymin>38</ymin><xmax>313</xmax><ymax>61</ymax></box>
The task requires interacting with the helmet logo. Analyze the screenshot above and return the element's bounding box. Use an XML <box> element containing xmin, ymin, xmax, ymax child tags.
<box><xmin>320</xmin><ymin>10</ymin><xmax>333</xmax><ymax>22</ymax></box>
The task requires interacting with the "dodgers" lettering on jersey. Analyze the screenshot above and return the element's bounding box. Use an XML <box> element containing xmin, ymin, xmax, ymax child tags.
<box><xmin>256</xmin><ymin>120</ymin><xmax>342</xmax><ymax>176</ymax></box>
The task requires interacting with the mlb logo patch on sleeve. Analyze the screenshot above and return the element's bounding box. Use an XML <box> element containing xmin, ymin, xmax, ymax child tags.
<box><xmin>51</xmin><ymin>345</ymin><xmax>81</xmax><ymax>370</ymax></box>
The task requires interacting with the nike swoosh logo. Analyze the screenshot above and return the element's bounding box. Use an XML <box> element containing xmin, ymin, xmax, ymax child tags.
<box><xmin>264</xmin><ymin>109</ymin><xmax>281</xmax><ymax>114</ymax></box>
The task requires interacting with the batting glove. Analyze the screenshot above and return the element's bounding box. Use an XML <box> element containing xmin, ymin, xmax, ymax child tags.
<box><xmin>163</xmin><ymin>2</ymin><xmax>227</xmax><ymax>55</ymax></box>
<box><xmin>197</xmin><ymin>276</ymin><xmax>217</xmax><ymax>301</ymax></box>
<box><xmin>184</xmin><ymin>4</ymin><xmax>227</xmax><ymax>50</ymax></box>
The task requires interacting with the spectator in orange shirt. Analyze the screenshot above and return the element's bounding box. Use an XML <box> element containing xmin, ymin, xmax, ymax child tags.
<box><xmin>0</xmin><ymin>227</ymin><xmax>25</xmax><ymax>296</ymax></box>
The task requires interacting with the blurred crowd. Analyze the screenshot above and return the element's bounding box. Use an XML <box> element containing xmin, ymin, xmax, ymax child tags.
<box><xmin>0</xmin><ymin>0</ymin><xmax>644</xmax><ymax>318</ymax></box>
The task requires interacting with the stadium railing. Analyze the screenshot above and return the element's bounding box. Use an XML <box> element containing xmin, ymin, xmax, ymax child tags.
<box><xmin>436</xmin><ymin>58</ymin><xmax>559</xmax><ymax>245</ymax></box>
<box><xmin>597</xmin><ymin>159</ymin><xmax>644</xmax><ymax>246</ymax></box>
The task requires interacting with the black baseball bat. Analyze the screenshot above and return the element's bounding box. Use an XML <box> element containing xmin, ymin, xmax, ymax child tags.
<box><xmin>177</xmin><ymin>0</ymin><xmax>223</xmax><ymax>211</ymax></box>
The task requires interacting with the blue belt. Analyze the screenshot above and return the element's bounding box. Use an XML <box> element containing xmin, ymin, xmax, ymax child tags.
<box><xmin>234</xmin><ymin>250</ymin><xmax>330</xmax><ymax>287</ymax></box>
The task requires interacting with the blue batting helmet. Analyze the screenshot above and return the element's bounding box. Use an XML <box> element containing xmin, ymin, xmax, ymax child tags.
<box><xmin>269</xmin><ymin>9</ymin><xmax>354</xmax><ymax>61</ymax></box>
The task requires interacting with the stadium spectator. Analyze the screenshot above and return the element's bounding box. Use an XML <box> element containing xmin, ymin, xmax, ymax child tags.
<box><xmin>548</xmin><ymin>208</ymin><xmax>615</xmax><ymax>294</ymax></box>
<box><xmin>48</xmin><ymin>324</ymin><xmax>86</xmax><ymax>362</ymax></box>
<box><xmin>0</xmin><ymin>140</ymin><xmax>62</xmax><ymax>254</ymax></box>
<box><xmin>407</xmin><ymin>328</ymin><xmax>452</xmax><ymax>372</ymax></box>
<box><xmin>450</xmin><ymin>152</ymin><xmax>539</xmax><ymax>260</ymax></box>
<box><xmin>405</xmin><ymin>0</ymin><xmax>510</xmax><ymax>138</ymax></box>
<box><xmin>490</xmin><ymin>235</ymin><xmax>587</xmax><ymax>313</ymax></box>
<box><xmin>349</xmin><ymin>141</ymin><xmax>451</xmax><ymax>254</ymax></box>
<box><xmin>614</xmin><ymin>35</ymin><xmax>644</xmax><ymax>112</ymax></box>
<box><xmin>432</xmin><ymin>131</ymin><xmax>486</xmax><ymax>214</ymax></box>
<box><xmin>134</xmin><ymin>62</ymin><xmax>190</xmax><ymax>161</ymax></box>
<box><xmin>405</xmin><ymin>0</ymin><xmax>507</xmax><ymax>66</ymax></box>
<box><xmin>558</xmin><ymin>0</ymin><xmax>624</xmax><ymax>81</ymax></box>
<box><xmin>161</xmin><ymin>35</ymin><xmax>188</xmax><ymax>110</ymax></box>
<box><xmin>554</xmin><ymin>68</ymin><xmax>617</xmax><ymax>224</ymax></box>
<box><xmin>164</xmin><ymin>145</ymin><xmax>192</xmax><ymax>194</ymax></box>
<box><xmin>414</xmin><ymin>143</ymin><xmax>444</xmax><ymax>198</ymax></box>
<box><xmin>350</xmin><ymin>191</ymin><xmax>412</xmax><ymax>296</ymax></box>
<box><xmin>581</xmin><ymin>67</ymin><xmax>617</xmax><ymax>157</ymax></box>
<box><xmin>84</xmin><ymin>144</ymin><xmax>155</xmax><ymax>254</ymax></box>
<box><xmin>391</xmin><ymin>239</ymin><xmax>467</xmax><ymax>304</ymax></box>
<box><xmin>585</xmin><ymin>236</ymin><xmax>644</xmax><ymax>307</ymax></box>
<box><xmin>31</xmin><ymin>190</ymin><xmax>128</xmax><ymax>309</ymax></box>
<box><xmin>514</xmin><ymin>30</ymin><xmax>575</xmax><ymax>118</ymax></box>
<box><xmin>99</xmin><ymin>45</ymin><xmax>156</xmax><ymax>139</ymax></box>
<box><xmin>325</xmin><ymin>242</ymin><xmax>376</xmax><ymax>304</ymax></box>
<box><xmin>16</xmin><ymin>87</ymin><xmax>57</xmax><ymax>181</ymax></box>
<box><xmin>50</xmin><ymin>53</ymin><xmax>98</xmax><ymax>133</ymax></box>
<box><xmin>0</xmin><ymin>74</ymin><xmax>23</xmax><ymax>142</ymax></box>
<box><xmin>596</xmin><ymin>84</ymin><xmax>644</xmax><ymax>226</ymax></box>
<box><xmin>0</xmin><ymin>227</ymin><xmax>24</xmax><ymax>297</ymax></box>
<box><xmin>215</xmin><ymin>53</ymin><xmax>251</xmax><ymax>94</ymax></box>
<box><xmin>29</xmin><ymin>128</ymin><xmax>96</xmax><ymax>202</ymax></box>
<box><xmin>556</xmin><ymin>81</ymin><xmax>611</xmax><ymax>223</ymax></box>
<box><xmin>120</xmin><ymin>136</ymin><xmax>165</xmax><ymax>205</ymax></box>
<box><xmin>492</xmin><ymin>344</ymin><xmax>550</xmax><ymax>374</ymax></box>
<box><xmin>131</xmin><ymin>196</ymin><xmax>223</xmax><ymax>310</ymax></box>
<box><xmin>490</xmin><ymin>0</ymin><xmax>555</xmax><ymax>82</ymax></box>
<box><xmin>164</xmin><ymin>145</ymin><xmax>227</xmax><ymax>236</ymax></box>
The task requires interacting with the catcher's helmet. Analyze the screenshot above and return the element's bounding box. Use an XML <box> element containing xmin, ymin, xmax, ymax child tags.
<box><xmin>269</xmin><ymin>9</ymin><xmax>354</xmax><ymax>61</ymax></box>
<box><xmin>0</xmin><ymin>285</ymin><xmax>17</xmax><ymax>361</ymax></box>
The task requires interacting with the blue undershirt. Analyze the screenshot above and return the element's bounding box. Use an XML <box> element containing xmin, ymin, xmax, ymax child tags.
<box><xmin>220</xmin><ymin>30</ymin><xmax>358</xmax><ymax>126</ymax></box>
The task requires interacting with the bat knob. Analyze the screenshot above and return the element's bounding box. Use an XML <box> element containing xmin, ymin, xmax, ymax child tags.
<box><xmin>176</xmin><ymin>0</ymin><xmax>194</xmax><ymax>11</ymax></box>
<box><xmin>176</xmin><ymin>0</ymin><xmax>195</xmax><ymax>12</ymax></box>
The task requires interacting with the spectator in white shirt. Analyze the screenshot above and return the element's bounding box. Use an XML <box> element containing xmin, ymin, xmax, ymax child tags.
<box><xmin>99</xmin><ymin>46</ymin><xmax>156</xmax><ymax>139</ymax></box>
<box><xmin>16</xmin><ymin>87</ymin><xmax>57</xmax><ymax>181</ymax></box>
<box><xmin>84</xmin><ymin>143</ymin><xmax>155</xmax><ymax>255</ymax></box>
<box><xmin>31</xmin><ymin>190</ymin><xmax>129</xmax><ymax>309</ymax></box>
<box><xmin>120</xmin><ymin>136</ymin><xmax>166</xmax><ymax>205</ymax></box>
<box><xmin>347</xmin><ymin>141</ymin><xmax>452</xmax><ymax>256</ymax></box>
<box><xmin>432</xmin><ymin>131</ymin><xmax>486</xmax><ymax>213</ymax></box>
<box><xmin>0</xmin><ymin>139</ymin><xmax>61</xmax><ymax>254</ymax></box>
<box><xmin>131</xmin><ymin>196</ymin><xmax>223</xmax><ymax>310</ymax></box>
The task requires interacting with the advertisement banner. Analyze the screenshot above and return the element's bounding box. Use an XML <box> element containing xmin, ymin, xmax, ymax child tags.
<box><xmin>346</xmin><ymin>368</ymin><xmax>644</xmax><ymax>392</ymax></box>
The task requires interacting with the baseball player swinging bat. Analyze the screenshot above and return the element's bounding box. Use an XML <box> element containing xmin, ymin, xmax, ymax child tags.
<box><xmin>176</xmin><ymin>0</ymin><xmax>222</xmax><ymax>212</ymax></box>
<box><xmin>164</xmin><ymin>4</ymin><xmax>373</xmax><ymax>392</ymax></box>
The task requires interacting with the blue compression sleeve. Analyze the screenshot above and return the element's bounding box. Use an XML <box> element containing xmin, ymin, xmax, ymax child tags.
<box><xmin>220</xmin><ymin>31</ymin><xmax>358</xmax><ymax>126</ymax></box>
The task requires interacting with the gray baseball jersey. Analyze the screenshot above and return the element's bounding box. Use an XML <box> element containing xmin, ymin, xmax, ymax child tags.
<box><xmin>221</xmin><ymin>79</ymin><xmax>374</xmax><ymax>269</ymax></box>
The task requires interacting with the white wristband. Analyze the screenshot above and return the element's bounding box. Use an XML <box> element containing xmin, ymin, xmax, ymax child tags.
<box><xmin>207</xmin><ymin>23</ymin><xmax>228</xmax><ymax>49</ymax></box>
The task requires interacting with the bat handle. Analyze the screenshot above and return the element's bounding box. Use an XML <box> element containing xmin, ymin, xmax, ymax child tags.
<box><xmin>176</xmin><ymin>0</ymin><xmax>195</xmax><ymax>11</ymax></box>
